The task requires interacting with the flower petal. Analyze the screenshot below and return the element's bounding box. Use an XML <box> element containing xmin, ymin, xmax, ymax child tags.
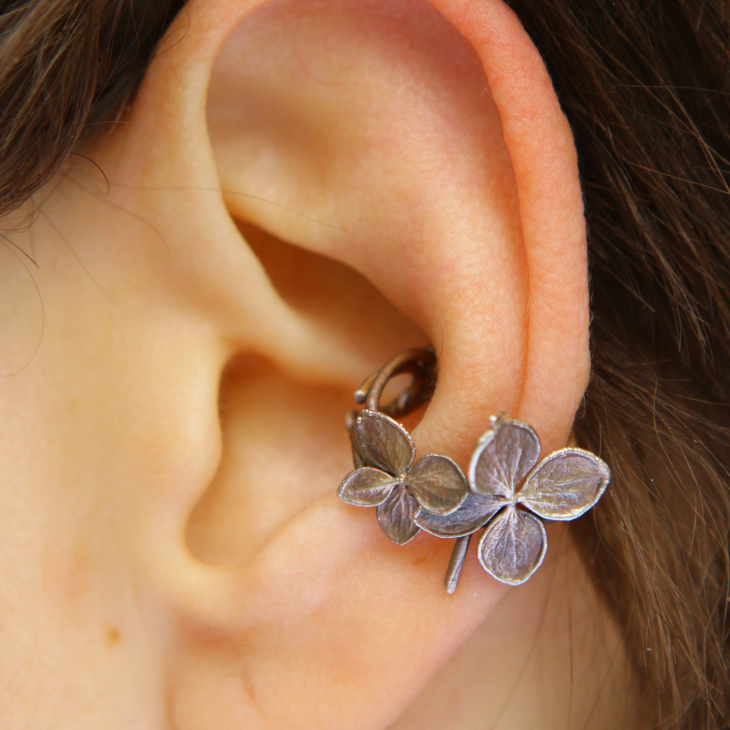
<box><xmin>338</xmin><ymin>467</ymin><xmax>398</xmax><ymax>506</ymax></box>
<box><xmin>415</xmin><ymin>491</ymin><xmax>502</xmax><ymax>537</ymax></box>
<box><xmin>355</xmin><ymin>410</ymin><xmax>415</xmax><ymax>475</ymax></box>
<box><xmin>351</xmin><ymin>445</ymin><xmax>365</xmax><ymax>469</ymax></box>
<box><xmin>469</xmin><ymin>418</ymin><xmax>541</xmax><ymax>499</ymax></box>
<box><xmin>377</xmin><ymin>484</ymin><xmax>421</xmax><ymax>545</ymax></box>
<box><xmin>477</xmin><ymin>506</ymin><xmax>547</xmax><ymax>585</ymax></box>
<box><xmin>405</xmin><ymin>454</ymin><xmax>468</xmax><ymax>515</ymax></box>
<box><xmin>518</xmin><ymin>448</ymin><xmax>610</xmax><ymax>520</ymax></box>
<box><xmin>349</xmin><ymin>429</ymin><xmax>365</xmax><ymax>469</ymax></box>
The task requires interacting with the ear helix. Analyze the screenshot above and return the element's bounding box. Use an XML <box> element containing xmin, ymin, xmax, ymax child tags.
<box><xmin>338</xmin><ymin>348</ymin><xmax>610</xmax><ymax>592</ymax></box>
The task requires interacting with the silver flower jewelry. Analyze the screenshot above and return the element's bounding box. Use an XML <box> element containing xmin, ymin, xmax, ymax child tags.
<box><xmin>337</xmin><ymin>348</ymin><xmax>610</xmax><ymax>592</ymax></box>
<box><xmin>417</xmin><ymin>414</ymin><xmax>610</xmax><ymax>592</ymax></box>
<box><xmin>338</xmin><ymin>348</ymin><xmax>469</xmax><ymax>545</ymax></box>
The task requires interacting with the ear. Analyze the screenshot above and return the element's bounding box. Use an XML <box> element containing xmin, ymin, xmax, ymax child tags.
<box><xmin>25</xmin><ymin>0</ymin><xmax>589</xmax><ymax>726</ymax></box>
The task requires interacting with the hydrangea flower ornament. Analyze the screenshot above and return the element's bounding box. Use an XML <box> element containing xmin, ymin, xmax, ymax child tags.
<box><xmin>338</xmin><ymin>348</ymin><xmax>469</xmax><ymax>545</ymax></box>
<box><xmin>336</xmin><ymin>348</ymin><xmax>610</xmax><ymax>593</ymax></box>
<box><xmin>416</xmin><ymin>414</ymin><xmax>610</xmax><ymax>591</ymax></box>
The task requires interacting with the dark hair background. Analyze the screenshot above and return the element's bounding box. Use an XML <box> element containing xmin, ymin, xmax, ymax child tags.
<box><xmin>1</xmin><ymin>1</ymin><xmax>729</xmax><ymax>728</ymax></box>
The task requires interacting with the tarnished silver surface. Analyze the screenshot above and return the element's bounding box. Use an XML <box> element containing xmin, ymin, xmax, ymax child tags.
<box><xmin>377</xmin><ymin>484</ymin><xmax>421</xmax><ymax>545</ymax></box>
<box><xmin>518</xmin><ymin>448</ymin><xmax>610</xmax><ymax>520</ymax></box>
<box><xmin>338</xmin><ymin>467</ymin><xmax>399</xmax><ymax>506</ymax></box>
<box><xmin>337</xmin><ymin>348</ymin><xmax>467</xmax><ymax>545</ymax></box>
<box><xmin>355</xmin><ymin>410</ymin><xmax>415</xmax><ymax>475</ymax></box>
<box><xmin>405</xmin><ymin>454</ymin><xmax>467</xmax><ymax>515</ymax></box>
<box><xmin>477</xmin><ymin>506</ymin><xmax>547</xmax><ymax>585</ymax></box>
<box><xmin>336</xmin><ymin>349</ymin><xmax>610</xmax><ymax>590</ymax></box>
<box><xmin>351</xmin><ymin>443</ymin><xmax>365</xmax><ymax>469</ymax></box>
<box><xmin>445</xmin><ymin>535</ymin><xmax>471</xmax><ymax>594</ymax></box>
<box><xmin>419</xmin><ymin>415</ymin><xmax>610</xmax><ymax>591</ymax></box>
<box><xmin>469</xmin><ymin>417</ymin><xmax>540</xmax><ymax>498</ymax></box>
<box><xmin>415</xmin><ymin>491</ymin><xmax>501</xmax><ymax>537</ymax></box>
<box><xmin>346</xmin><ymin>410</ymin><xmax>365</xmax><ymax>468</ymax></box>
<box><xmin>358</xmin><ymin>347</ymin><xmax>437</xmax><ymax>420</ymax></box>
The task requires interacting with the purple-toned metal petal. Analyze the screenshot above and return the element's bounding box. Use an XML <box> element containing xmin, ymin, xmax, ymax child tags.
<box><xmin>477</xmin><ymin>506</ymin><xmax>547</xmax><ymax>585</ymax></box>
<box><xmin>338</xmin><ymin>467</ymin><xmax>399</xmax><ymax>507</ymax></box>
<box><xmin>405</xmin><ymin>454</ymin><xmax>468</xmax><ymax>515</ymax></box>
<box><xmin>376</xmin><ymin>484</ymin><xmax>421</xmax><ymax>545</ymax></box>
<box><xmin>351</xmin><ymin>445</ymin><xmax>365</xmax><ymax>469</ymax></box>
<box><xmin>469</xmin><ymin>418</ymin><xmax>541</xmax><ymax>499</ymax></box>
<box><xmin>355</xmin><ymin>410</ymin><xmax>415</xmax><ymax>476</ymax></box>
<box><xmin>349</xmin><ymin>430</ymin><xmax>366</xmax><ymax>469</ymax></box>
<box><xmin>415</xmin><ymin>491</ymin><xmax>502</xmax><ymax>538</ymax></box>
<box><xmin>518</xmin><ymin>448</ymin><xmax>610</xmax><ymax>520</ymax></box>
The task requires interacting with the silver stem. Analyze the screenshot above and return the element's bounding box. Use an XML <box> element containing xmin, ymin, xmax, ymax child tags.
<box><xmin>444</xmin><ymin>535</ymin><xmax>471</xmax><ymax>594</ymax></box>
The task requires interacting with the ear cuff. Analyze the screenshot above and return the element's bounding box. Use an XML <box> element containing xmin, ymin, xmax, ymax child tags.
<box><xmin>338</xmin><ymin>348</ymin><xmax>610</xmax><ymax>593</ymax></box>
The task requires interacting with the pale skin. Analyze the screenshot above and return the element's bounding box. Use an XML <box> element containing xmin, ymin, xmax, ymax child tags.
<box><xmin>0</xmin><ymin>0</ymin><xmax>641</xmax><ymax>727</ymax></box>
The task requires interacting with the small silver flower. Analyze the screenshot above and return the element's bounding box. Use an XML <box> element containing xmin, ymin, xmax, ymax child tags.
<box><xmin>416</xmin><ymin>415</ymin><xmax>610</xmax><ymax>585</ymax></box>
<box><xmin>338</xmin><ymin>410</ymin><xmax>468</xmax><ymax>545</ymax></box>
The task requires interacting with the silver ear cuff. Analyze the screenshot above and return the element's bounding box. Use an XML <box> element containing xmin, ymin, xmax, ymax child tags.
<box><xmin>338</xmin><ymin>348</ymin><xmax>610</xmax><ymax>593</ymax></box>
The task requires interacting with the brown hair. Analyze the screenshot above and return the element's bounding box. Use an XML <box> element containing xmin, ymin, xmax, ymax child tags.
<box><xmin>509</xmin><ymin>2</ymin><xmax>730</xmax><ymax>726</ymax></box>
<box><xmin>1</xmin><ymin>0</ymin><xmax>729</xmax><ymax>727</ymax></box>
<box><xmin>0</xmin><ymin>0</ymin><xmax>184</xmax><ymax>215</ymax></box>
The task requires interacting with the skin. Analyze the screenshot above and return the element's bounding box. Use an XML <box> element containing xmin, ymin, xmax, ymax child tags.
<box><xmin>0</xmin><ymin>0</ymin><xmax>640</xmax><ymax>727</ymax></box>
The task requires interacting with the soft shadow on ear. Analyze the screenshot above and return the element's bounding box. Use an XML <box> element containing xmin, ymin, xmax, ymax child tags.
<box><xmin>38</xmin><ymin>0</ymin><xmax>593</xmax><ymax>727</ymax></box>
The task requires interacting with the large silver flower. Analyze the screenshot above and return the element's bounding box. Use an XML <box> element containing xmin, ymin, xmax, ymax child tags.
<box><xmin>416</xmin><ymin>416</ymin><xmax>610</xmax><ymax>585</ymax></box>
<box><xmin>338</xmin><ymin>410</ymin><xmax>468</xmax><ymax>545</ymax></box>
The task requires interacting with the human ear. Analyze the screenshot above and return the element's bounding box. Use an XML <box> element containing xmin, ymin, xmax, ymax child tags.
<box><xmin>0</xmin><ymin>0</ymin><xmax>590</xmax><ymax>726</ymax></box>
<box><xmin>180</xmin><ymin>0</ymin><xmax>589</xmax><ymax>722</ymax></box>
